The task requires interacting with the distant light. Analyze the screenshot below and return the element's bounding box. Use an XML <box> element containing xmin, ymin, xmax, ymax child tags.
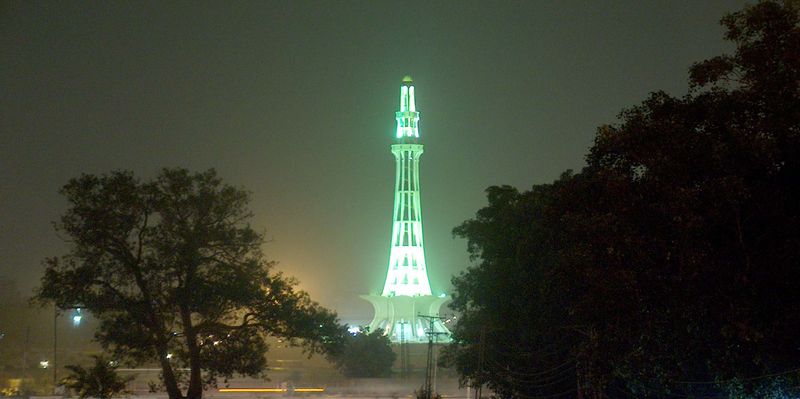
<box><xmin>218</xmin><ymin>388</ymin><xmax>325</xmax><ymax>393</ymax></box>
<box><xmin>166</xmin><ymin>353</ymin><xmax>173</xmax><ymax>359</ymax></box>
<box><xmin>438</xmin><ymin>293</ymin><xmax>446</xmax><ymax>298</ymax></box>
<box><xmin>219</xmin><ymin>389</ymin><xmax>284</xmax><ymax>393</ymax></box>
<box><xmin>39</xmin><ymin>360</ymin><xmax>49</xmax><ymax>369</ymax></box>
<box><xmin>72</xmin><ymin>308</ymin><xmax>82</xmax><ymax>326</ymax></box>
<box><xmin>347</xmin><ymin>326</ymin><xmax>360</xmax><ymax>335</ymax></box>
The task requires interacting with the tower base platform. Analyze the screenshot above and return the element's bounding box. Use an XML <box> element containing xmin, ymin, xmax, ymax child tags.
<box><xmin>360</xmin><ymin>294</ymin><xmax>451</xmax><ymax>343</ymax></box>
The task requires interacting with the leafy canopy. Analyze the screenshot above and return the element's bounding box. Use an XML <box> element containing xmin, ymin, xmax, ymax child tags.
<box><xmin>37</xmin><ymin>168</ymin><xmax>346</xmax><ymax>399</ymax></box>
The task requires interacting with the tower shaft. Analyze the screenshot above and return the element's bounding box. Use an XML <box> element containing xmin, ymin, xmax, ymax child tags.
<box><xmin>383</xmin><ymin>143</ymin><xmax>431</xmax><ymax>296</ymax></box>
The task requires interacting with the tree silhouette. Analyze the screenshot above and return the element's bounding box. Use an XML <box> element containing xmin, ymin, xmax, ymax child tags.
<box><xmin>444</xmin><ymin>1</ymin><xmax>800</xmax><ymax>397</ymax></box>
<box><xmin>37</xmin><ymin>168</ymin><xmax>347</xmax><ymax>399</ymax></box>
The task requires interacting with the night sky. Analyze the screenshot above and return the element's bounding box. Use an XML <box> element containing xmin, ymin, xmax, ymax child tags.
<box><xmin>1</xmin><ymin>1</ymin><xmax>745</xmax><ymax>321</ymax></box>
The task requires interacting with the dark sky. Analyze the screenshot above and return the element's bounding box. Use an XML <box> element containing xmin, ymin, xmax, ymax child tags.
<box><xmin>1</xmin><ymin>1</ymin><xmax>745</xmax><ymax>321</ymax></box>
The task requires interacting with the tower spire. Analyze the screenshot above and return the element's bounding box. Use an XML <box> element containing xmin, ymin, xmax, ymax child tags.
<box><xmin>396</xmin><ymin>76</ymin><xmax>420</xmax><ymax>140</ymax></box>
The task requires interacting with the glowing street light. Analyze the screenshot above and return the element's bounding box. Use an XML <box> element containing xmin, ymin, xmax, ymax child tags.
<box><xmin>39</xmin><ymin>360</ymin><xmax>50</xmax><ymax>369</ymax></box>
<box><xmin>72</xmin><ymin>308</ymin><xmax>82</xmax><ymax>326</ymax></box>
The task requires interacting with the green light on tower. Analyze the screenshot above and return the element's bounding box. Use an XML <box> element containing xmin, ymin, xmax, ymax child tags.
<box><xmin>361</xmin><ymin>76</ymin><xmax>451</xmax><ymax>343</ymax></box>
<box><xmin>384</xmin><ymin>76</ymin><xmax>431</xmax><ymax>296</ymax></box>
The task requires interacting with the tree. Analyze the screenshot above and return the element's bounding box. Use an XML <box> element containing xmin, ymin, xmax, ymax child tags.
<box><xmin>331</xmin><ymin>328</ymin><xmax>396</xmax><ymax>378</ymax></box>
<box><xmin>36</xmin><ymin>168</ymin><xmax>347</xmax><ymax>399</ymax></box>
<box><xmin>62</xmin><ymin>355</ymin><xmax>133</xmax><ymax>399</ymax></box>
<box><xmin>574</xmin><ymin>0</ymin><xmax>800</xmax><ymax>394</ymax></box>
<box><xmin>444</xmin><ymin>1</ymin><xmax>800</xmax><ymax>397</ymax></box>
<box><xmin>441</xmin><ymin>183</ymin><xmax>579</xmax><ymax>399</ymax></box>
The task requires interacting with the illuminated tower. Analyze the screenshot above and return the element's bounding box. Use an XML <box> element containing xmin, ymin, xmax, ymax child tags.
<box><xmin>384</xmin><ymin>77</ymin><xmax>431</xmax><ymax>297</ymax></box>
<box><xmin>362</xmin><ymin>77</ymin><xmax>450</xmax><ymax>343</ymax></box>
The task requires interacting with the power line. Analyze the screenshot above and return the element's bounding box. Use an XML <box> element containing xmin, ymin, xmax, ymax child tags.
<box><xmin>675</xmin><ymin>366</ymin><xmax>800</xmax><ymax>385</ymax></box>
<box><xmin>487</xmin><ymin>357</ymin><xmax>575</xmax><ymax>378</ymax></box>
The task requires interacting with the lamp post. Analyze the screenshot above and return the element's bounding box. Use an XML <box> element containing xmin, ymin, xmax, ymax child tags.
<box><xmin>53</xmin><ymin>307</ymin><xmax>57</xmax><ymax>392</ymax></box>
<box><xmin>54</xmin><ymin>305</ymin><xmax>82</xmax><ymax>394</ymax></box>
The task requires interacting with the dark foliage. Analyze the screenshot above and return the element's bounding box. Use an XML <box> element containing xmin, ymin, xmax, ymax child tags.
<box><xmin>331</xmin><ymin>329</ymin><xmax>396</xmax><ymax>378</ymax></box>
<box><xmin>443</xmin><ymin>1</ymin><xmax>800</xmax><ymax>398</ymax></box>
<box><xmin>62</xmin><ymin>355</ymin><xmax>133</xmax><ymax>399</ymax></box>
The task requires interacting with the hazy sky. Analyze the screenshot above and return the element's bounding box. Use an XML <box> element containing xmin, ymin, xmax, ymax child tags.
<box><xmin>1</xmin><ymin>1</ymin><xmax>746</xmax><ymax>321</ymax></box>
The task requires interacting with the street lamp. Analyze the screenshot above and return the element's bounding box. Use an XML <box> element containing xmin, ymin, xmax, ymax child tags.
<box><xmin>54</xmin><ymin>306</ymin><xmax>83</xmax><ymax>394</ymax></box>
<box><xmin>71</xmin><ymin>308</ymin><xmax>82</xmax><ymax>327</ymax></box>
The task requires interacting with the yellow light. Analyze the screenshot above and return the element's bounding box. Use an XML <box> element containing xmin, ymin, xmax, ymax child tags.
<box><xmin>218</xmin><ymin>388</ymin><xmax>325</xmax><ymax>393</ymax></box>
<box><xmin>218</xmin><ymin>389</ymin><xmax>284</xmax><ymax>393</ymax></box>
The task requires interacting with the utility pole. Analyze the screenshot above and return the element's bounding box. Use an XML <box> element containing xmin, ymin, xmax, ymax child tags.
<box><xmin>418</xmin><ymin>314</ymin><xmax>447</xmax><ymax>399</ymax></box>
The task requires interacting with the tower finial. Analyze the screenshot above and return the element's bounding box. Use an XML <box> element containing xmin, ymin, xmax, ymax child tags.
<box><xmin>396</xmin><ymin>76</ymin><xmax>420</xmax><ymax>140</ymax></box>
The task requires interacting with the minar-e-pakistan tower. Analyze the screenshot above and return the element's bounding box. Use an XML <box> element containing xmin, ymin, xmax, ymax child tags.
<box><xmin>362</xmin><ymin>76</ymin><xmax>451</xmax><ymax>343</ymax></box>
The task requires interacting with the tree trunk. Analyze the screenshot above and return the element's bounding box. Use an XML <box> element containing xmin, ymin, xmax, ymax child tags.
<box><xmin>159</xmin><ymin>348</ymin><xmax>183</xmax><ymax>399</ymax></box>
<box><xmin>182</xmin><ymin>307</ymin><xmax>203</xmax><ymax>399</ymax></box>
